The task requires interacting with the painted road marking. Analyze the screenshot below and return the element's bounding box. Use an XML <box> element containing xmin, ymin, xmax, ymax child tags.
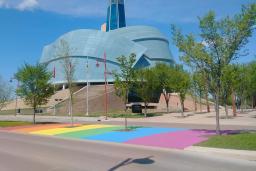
<box><xmin>2</xmin><ymin>124</ymin><xmax>216</xmax><ymax>149</ymax></box>
<box><xmin>84</xmin><ymin>128</ymin><xmax>187</xmax><ymax>143</ymax></box>
<box><xmin>30</xmin><ymin>125</ymin><xmax>113</xmax><ymax>136</ymax></box>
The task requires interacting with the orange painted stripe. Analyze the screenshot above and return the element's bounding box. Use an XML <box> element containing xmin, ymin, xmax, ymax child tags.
<box><xmin>14</xmin><ymin>124</ymin><xmax>80</xmax><ymax>133</ymax></box>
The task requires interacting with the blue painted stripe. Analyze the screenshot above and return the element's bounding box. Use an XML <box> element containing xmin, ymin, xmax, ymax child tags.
<box><xmin>83</xmin><ymin>127</ymin><xmax>187</xmax><ymax>143</ymax></box>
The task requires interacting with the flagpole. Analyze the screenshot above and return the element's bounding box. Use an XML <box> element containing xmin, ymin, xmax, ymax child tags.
<box><xmin>104</xmin><ymin>52</ymin><xmax>108</xmax><ymax>120</ymax></box>
<box><xmin>53</xmin><ymin>66</ymin><xmax>56</xmax><ymax>116</ymax></box>
<box><xmin>86</xmin><ymin>56</ymin><xmax>89</xmax><ymax>116</ymax></box>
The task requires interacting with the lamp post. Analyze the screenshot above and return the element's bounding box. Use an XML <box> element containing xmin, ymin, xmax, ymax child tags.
<box><xmin>10</xmin><ymin>77</ymin><xmax>19</xmax><ymax>116</ymax></box>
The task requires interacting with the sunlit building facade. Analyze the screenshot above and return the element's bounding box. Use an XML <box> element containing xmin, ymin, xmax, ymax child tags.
<box><xmin>39</xmin><ymin>0</ymin><xmax>174</xmax><ymax>85</ymax></box>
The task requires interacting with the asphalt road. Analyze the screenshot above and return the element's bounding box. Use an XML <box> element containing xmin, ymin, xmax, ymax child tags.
<box><xmin>0</xmin><ymin>131</ymin><xmax>255</xmax><ymax>171</ymax></box>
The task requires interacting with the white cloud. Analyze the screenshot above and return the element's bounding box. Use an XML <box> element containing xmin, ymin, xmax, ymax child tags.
<box><xmin>0</xmin><ymin>0</ymin><xmax>8</xmax><ymax>7</ymax></box>
<box><xmin>0</xmin><ymin>0</ymin><xmax>253</xmax><ymax>24</ymax></box>
<box><xmin>16</xmin><ymin>0</ymin><xmax>38</xmax><ymax>10</ymax></box>
<box><xmin>0</xmin><ymin>0</ymin><xmax>4</xmax><ymax>6</ymax></box>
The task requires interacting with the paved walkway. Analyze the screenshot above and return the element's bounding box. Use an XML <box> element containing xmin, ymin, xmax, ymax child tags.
<box><xmin>114</xmin><ymin>109</ymin><xmax>256</xmax><ymax>127</ymax></box>
<box><xmin>186</xmin><ymin>146</ymin><xmax>256</xmax><ymax>161</ymax></box>
<box><xmin>0</xmin><ymin>110</ymin><xmax>255</xmax><ymax>132</ymax></box>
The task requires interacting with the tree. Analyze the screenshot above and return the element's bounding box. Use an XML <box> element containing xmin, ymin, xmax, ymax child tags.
<box><xmin>234</xmin><ymin>62</ymin><xmax>256</xmax><ymax>112</ymax></box>
<box><xmin>134</xmin><ymin>68</ymin><xmax>157</xmax><ymax>117</ymax></box>
<box><xmin>220</xmin><ymin>65</ymin><xmax>239</xmax><ymax>118</ymax></box>
<box><xmin>192</xmin><ymin>71</ymin><xmax>206</xmax><ymax>113</ymax></box>
<box><xmin>0</xmin><ymin>76</ymin><xmax>11</xmax><ymax>111</ymax></box>
<box><xmin>189</xmin><ymin>74</ymin><xmax>199</xmax><ymax>112</ymax></box>
<box><xmin>172</xmin><ymin>4</ymin><xmax>256</xmax><ymax>134</ymax></box>
<box><xmin>173</xmin><ymin>66</ymin><xmax>190</xmax><ymax>117</ymax></box>
<box><xmin>152</xmin><ymin>63</ymin><xmax>175</xmax><ymax>113</ymax></box>
<box><xmin>246</xmin><ymin>61</ymin><xmax>256</xmax><ymax>109</ymax></box>
<box><xmin>113</xmin><ymin>53</ymin><xmax>137</xmax><ymax>130</ymax></box>
<box><xmin>15</xmin><ymin>64</ymin><xmax>54</xmax><ymax>124</ymax></box>
<box><xmin>54</xmin><ymin>39</ymin><xmax>76</xmax><ymax>126</ymax></box>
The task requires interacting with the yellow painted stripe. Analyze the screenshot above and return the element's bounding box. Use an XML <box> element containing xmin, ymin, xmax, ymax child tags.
<box><xmin>30</xmin><ymin>125</ymin><xmax>113</xmax><ymax>136</ymax></box>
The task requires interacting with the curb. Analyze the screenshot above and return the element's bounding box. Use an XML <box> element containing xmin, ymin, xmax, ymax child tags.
<box><xmin>185</xmin><ymin>146</ymin><xmax>256</xmax><ymax>161</ymax></box>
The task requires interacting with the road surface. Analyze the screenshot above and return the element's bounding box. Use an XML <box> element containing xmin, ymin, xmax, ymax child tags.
<box><xmin>0</xmin><ymin>131</ymin><xmax>255</xmax><ymax>171</ymax></box>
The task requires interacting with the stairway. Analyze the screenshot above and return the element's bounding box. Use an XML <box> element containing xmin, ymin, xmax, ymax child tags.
<box><xmin>51</xmin><ymin>85</ymin><xmax>125</xmax><ymax>116</ymax></box>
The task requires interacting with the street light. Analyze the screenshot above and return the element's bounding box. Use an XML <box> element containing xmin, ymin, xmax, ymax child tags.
<box><xmin>10</xmin><ymin>77</ymin><xmax>19</xmax><ymax>116</ymax></box>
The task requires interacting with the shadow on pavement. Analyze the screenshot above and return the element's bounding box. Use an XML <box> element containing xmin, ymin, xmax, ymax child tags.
<box><xmin>108</xmin><ymin>156</ymin><xmax>154</xmax><ymax>171</ymax></box>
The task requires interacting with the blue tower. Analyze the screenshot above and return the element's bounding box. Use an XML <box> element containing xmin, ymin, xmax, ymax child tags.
<box><xmin>106</xmin><ymin>0</ymin><xmax>126</xmax><ymax>32</ymax></box>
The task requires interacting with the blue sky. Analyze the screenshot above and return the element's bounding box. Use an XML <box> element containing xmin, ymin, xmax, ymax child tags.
<box><xmin>0</xmin><ymin>0</ymin><xmax>255</xmax><ymax>82</ymax></box>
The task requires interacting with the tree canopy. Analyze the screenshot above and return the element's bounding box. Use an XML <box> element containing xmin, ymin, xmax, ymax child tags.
<box><xmin>15</xmin><ymin>64</ymin><xmax>54</xmax><ymax>124</ymax></box>
<box><xmin>172</xmin><ymin>4</ymin><xmax>256</xmax><ymax>134</ymax></box>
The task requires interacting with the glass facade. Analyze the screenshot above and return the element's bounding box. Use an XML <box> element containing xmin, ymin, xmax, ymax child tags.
<box><xmin>106</xmin><ymin>0</ymin><xmax>126</xmax><ymax>32</ymax></box>
<box><xmin>40</xmin><ymin>26</ymin><xmax>174</xmax><ymax>84</ymax></box>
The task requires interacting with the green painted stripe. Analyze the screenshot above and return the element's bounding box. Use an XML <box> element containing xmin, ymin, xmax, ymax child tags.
<box><xmin>56</xmin><ymin>126</ymin><xmax>123</xmax><ymax>138</ymax></box>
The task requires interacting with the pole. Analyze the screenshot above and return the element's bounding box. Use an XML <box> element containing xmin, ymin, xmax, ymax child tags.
<box><xmin>86</xmin><ymin>56</ymin><xmax>89</xmax><ymax>116</ymax></box>
<box><xmin>104</xmin><ymin>52</ymin><xmax>108</xmax><ymax>120</ymax></box>
<box><xmin>15</xmin><ymin>80</ymin><xmax>19</xmax><ymax>116</ymax></box>
<box><xmin>15</xmin><ymin>88</ymin><xmax>18</xmax><ymax>116</ymax></box>
<box><xmin>54</xmin><ymin>84</ymin><xmax>56</xmax><ymax>116</ymax></box>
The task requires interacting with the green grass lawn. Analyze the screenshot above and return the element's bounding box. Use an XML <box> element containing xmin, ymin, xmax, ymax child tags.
<box><xmin>197</xmin><ymin>132</ymin><xmax>256</xmax><ymax>151</ymax></box>
<box><xmin>0</xmin><ymin>121</ymin><xmax>32</xmax><ymax>127</ymax></box>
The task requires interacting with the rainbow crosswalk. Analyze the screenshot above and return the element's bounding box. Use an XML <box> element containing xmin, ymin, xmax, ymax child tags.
<box><xmin>2</xmin><ymin>124</ymin><xmax>216</xmax><ymax>149</ymax></box>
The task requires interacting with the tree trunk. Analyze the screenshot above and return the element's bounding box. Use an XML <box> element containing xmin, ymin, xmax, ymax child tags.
<box><xmin>205</xmin><ymin>84</ymin><xmax>211</xmax><ymax>113</ymax></box>
<box><xmin>253</xmin><ymin>96</ymin><xmax>256</xmax><ymax>109</ymax></box>
<box><xmin>144</xmin><ymin>102</ymin><xmax>147</xmax><ymax>118</ymax></box>
<box><xmin>199</xmin><ymin>96</ymin><xmax>202</xmax><ymax>113</ymax></box>
<box><xmin>245</xmin><ymin>99</ymin><xmax>248</xmax><ymax>112</ymax></box>
<box><xmin>33</xmin><ymin>107</ymin><xmax>36</xmax><ymax>125</ymax></box>
<box><xmin>68</xmin><ymin>97</ymin><xmax>71</xmax><ymax>116</ymax></box>
<box><xmin>215</xmin><ymin>92</ymin><xmax>221</xmax><ymax>135</ymax></box>
<box><xmin>124</xmin><ymin>101</ymin><xmax>128</xmax><ymax>131</ymax></box>
<box><xmin>225</xmin><ymin>104</ymin><xmax>229</xmax><ymax>119</ymax></box>
<box><xmin>69</xmin><ymin>94</ymin><xmax>73</xmax><ymax>127</ymax></box>
<box><xmin>164</xmin><ymin>94</ymin><xmax>170</xmax><ymax>113</ymax></box>
<box><xmin>125</xmin><ymin>117</ymin><xmax>128</xmax><ymax>131</ymax></box>
<box><xmin>194</xmin><ymin>96</ymin><xmax>197</xmax><ymax>112</ymax></box>
<box><xmin>206</xmin><ymin>94</ymin><xmax>210</xmax><ymax>113</ymax></box>
<box><xmin>124</xmin><ymin>91</ymin><xmax>128</xmax><ymax>131</ymax></box>
<box><xmin>232</xmin><ymin>91</ymin><xmax>237</xmax><ymax>117</ymax></box>
<box><xmin>181</xmin><ymin>100</ymin><xmax>184</xmax><ymax>118</ymax></box>
<box><xmin>204</xmin><ymin>73</ymin><xmax>210</xmax><ymax>112</ymax></box>
<box><xmin>252</xmin><ymin>96</ymin><xmax>255</xmax><ymax>109</ymax></box>
<box><xmin>241</xmin><ymin>96</ymin><xmax>244</xmax><ymax>113</ymax></box>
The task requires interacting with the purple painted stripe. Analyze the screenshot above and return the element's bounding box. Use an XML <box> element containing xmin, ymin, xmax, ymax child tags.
<box><xmin>125</xmin><ymin>130</ymin><xmax>214</xmax><ymax>149</ymax></box>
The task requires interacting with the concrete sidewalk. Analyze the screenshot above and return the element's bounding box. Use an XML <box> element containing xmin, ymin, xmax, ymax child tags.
<box><xmin>0</xmin><ymin>109</ymin><xmax>256</xmax><ymax>129</ymax></box>
<box><xmin>117</xmin><ymin>110</ymin><xmax>256</xmax><ymax>127</ymax></box>
<box><xmin>185</xmin><ymin>146</ymin><xmax>256</xmax><ymax>161</ymax></box>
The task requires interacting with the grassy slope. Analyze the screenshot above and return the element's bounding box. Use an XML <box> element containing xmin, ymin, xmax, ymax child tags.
<box><xmin>197</xmin><ymin>133</ymin><xmax>256</xmax><ymax>151</ymax></box>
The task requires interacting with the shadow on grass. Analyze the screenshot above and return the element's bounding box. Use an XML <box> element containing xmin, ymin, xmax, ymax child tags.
<box><xmin>193</xmin><ymin>112</ymin><xmax>209</xmax><ymax>115</ymax></box>
<box><xmin>191</xmin><ymin>129</ymin><xmax>242</xmax><ymax>135</ymax></box>
<box><xmin>36</xmin><ymin>122</ymin><xmax>60</xmax><ymax>125</ymax></box>
<box><xmin>115</xmin><ymin>126</ymin><xmax>144</xmax><ymax>132</ymax></box>
<box><xmin>108</xmin><ymin>156</ymin><xmax>154</xmax><ymax>171</ymax></box>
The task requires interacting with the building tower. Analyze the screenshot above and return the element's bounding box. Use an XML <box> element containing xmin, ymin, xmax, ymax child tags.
<box><xmin>106</xmin><ymin>0</ymin><xmax>126</xmax><ymax>32</ymax></box>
